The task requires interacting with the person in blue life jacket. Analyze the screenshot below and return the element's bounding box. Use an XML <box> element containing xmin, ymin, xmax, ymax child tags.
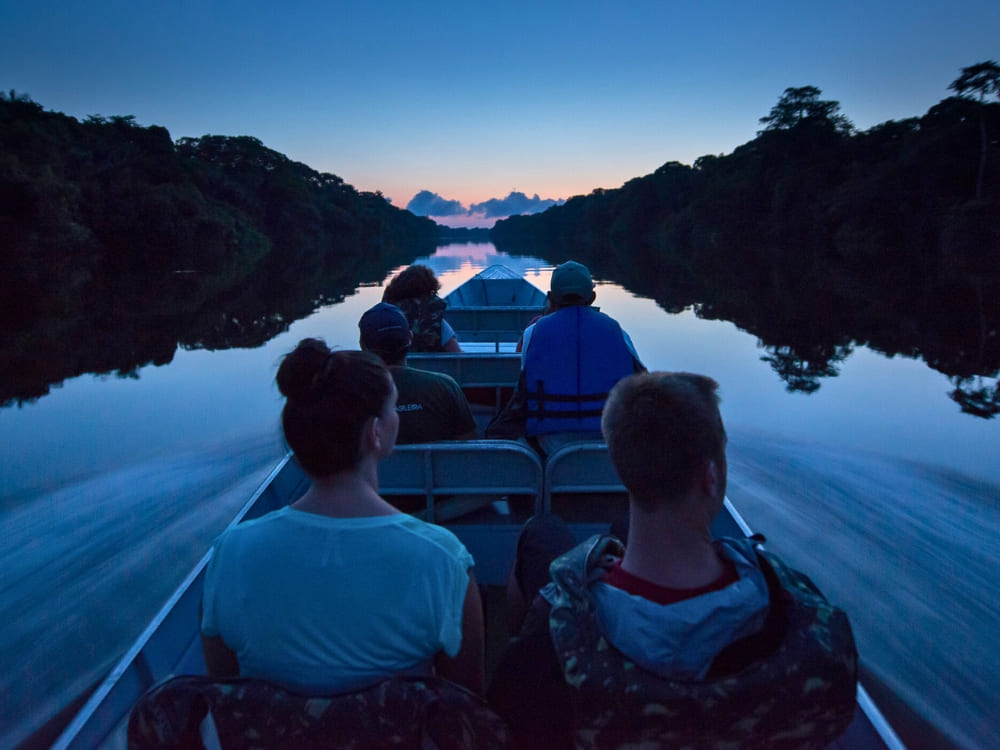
<box><xmin>487</xmin><ymin>372</ymin><xmax>858</xmax><ymax>750</ymax></box>
<box><xmin>489</xmin><ymin>260</ymin><xmax>644</xmax><ymax>455</ymax></box>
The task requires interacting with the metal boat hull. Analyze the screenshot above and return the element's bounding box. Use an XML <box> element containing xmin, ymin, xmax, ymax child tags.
<box><xmin>53</xmin><ymin>265</ymin><xmax>904</xmax><ymax>750</ymax></box>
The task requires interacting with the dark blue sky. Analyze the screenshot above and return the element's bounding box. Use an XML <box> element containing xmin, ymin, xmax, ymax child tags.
<box><xmin>4</xmin><ymin>0</ymin><xmax>997</xmax><ymax>223</ymax></box>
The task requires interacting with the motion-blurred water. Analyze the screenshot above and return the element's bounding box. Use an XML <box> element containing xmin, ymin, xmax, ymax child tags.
<box><xmin>0</xmin><ymin>435</ymin><xmax>284</xmax><ymax>747</ymax></box>
<box><xmin>726</xmin><ymin>431</ymin><xmax>1000</xmax><ymax>750</ymax></box>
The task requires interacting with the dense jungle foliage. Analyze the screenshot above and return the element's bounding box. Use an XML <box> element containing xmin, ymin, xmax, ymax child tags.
<box><xmin>492</xmin><ymin>73</ymin><xmax>1000</xmax><ymax>416</ymax></box>
<box><xmin>0</xmin><ymin>95</ymin><xmax>438</xmax><ymax>405</ymax></box>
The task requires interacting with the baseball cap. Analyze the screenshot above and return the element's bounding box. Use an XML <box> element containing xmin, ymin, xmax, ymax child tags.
<box><xmin>359</xmin><ymin>302</ymin><xmax>410</xmax><ymax>349</ymax></box>
<box><xmin>550</xmin><ymin>260</ymin><xmax>595</xmax><ymax>299</ymax></box>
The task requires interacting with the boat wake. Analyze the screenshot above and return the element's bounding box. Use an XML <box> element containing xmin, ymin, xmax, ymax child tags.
<box><xmin>726</xmin><ymin>429</ymin><xmax>1000</xmax><ymax>750</ymax></box>
<box><xmin>0</xmin><ymin>434</ymin><xmax>284</xmax><ymax>748</ymax></box>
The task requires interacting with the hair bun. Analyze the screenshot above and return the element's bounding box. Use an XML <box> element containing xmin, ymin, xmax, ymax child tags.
<box><xmin>276</xmin><ymin>338</ymin><xmax>330</xmax><ymax>398</ymax></box>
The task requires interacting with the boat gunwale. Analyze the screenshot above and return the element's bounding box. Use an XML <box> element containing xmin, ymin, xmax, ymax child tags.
<box><xmin>50</xmin><ymin>455</ymin><xmax>294</xmax><ymax>750</ymax></box>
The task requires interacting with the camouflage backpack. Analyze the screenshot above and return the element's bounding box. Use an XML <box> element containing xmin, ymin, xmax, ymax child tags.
<box><xmin>396</xmin><ymin>294</ymin><xmax>447</xmax><ymax>352</ymax></box>
<box><xmin>127</xmin><ymin>674</ymin><xmax>508</xmax><ymax>750</ymax></box>
<box><xmin>546</xmin><ymin>535</ymin><xmax>858</xmax><ymax>750</ymax></box>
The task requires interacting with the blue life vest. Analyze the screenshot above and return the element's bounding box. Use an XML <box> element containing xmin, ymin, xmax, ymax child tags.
<box><xmin>523</xmin><ymin>306</ymin><xmax>635</xmax><ymax>436</ymax></box>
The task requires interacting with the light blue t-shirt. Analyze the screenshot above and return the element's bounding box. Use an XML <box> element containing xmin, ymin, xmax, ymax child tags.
<box><xmin>441</xmin><ymin>319</ymin><xmax>457</xmax><ymax>347</ymax></box>
<box><xmin>201</xmin><ymin>507</ymin><xmax>473</xmax><ymax>693</ymax></box>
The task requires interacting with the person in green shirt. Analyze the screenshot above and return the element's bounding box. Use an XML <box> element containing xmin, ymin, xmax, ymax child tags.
<box><xmin>359</xmin><ymin>302</ymin><xmax>477</xmax><ymax>444</ymax></box>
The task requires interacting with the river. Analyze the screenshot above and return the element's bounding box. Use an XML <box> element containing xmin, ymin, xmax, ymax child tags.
<box><xmin>1</xmin><ymin>242</ymin><xmax>998</xmax><ymax>749</ymax></box>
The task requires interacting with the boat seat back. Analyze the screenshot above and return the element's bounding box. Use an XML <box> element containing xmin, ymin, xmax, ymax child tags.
<box><xmin>445</xmin><ymin>307</ymin><xmax>544</xmax><ymax>344</ymax></box>
<box><xmin>541</xmin><ymin>441</ymin><xmax>629</xmax><ymax>527</ymax></box>
<box><xmin>405</xmin><ymin>352</ymin><xmax>523</xmax><ymax>418</ymax></box>
<box><xmin>542</xmin><ymin>441</ymin><xmax>625</xmax><ymax>510</ymax></box>
<box><xmin>406</xmin><ymin>352</ymin><xmax>522</xmax><ymax>387</ymax></box>
<box><xmin>542</xmin><ymin>442</ymin><xmax>762</xmax><ymax>541</ymax></box>
<box><xmin>379</xmin><ymin>440</ymin><xmax>542</xmax><ymax>522</ymax></box>
<box><xmin>380</xmin><ymin>440</ymin><xmax>543</xmax><ymax>585</ymax></box>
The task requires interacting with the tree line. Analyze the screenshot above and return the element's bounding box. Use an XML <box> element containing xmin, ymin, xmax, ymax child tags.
<box><xmin>491</xmin><ymin>63</ymin><xmax>1000</xmax><ymax>416</ymax></box>
<box><xmin>0</xmin><ymin>95</ymin><xmax>438</xmax><ymax>406</ymax></box>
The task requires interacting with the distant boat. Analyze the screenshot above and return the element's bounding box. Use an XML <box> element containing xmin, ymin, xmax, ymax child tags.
<box><xmin>52</xmin><ymin>266</ymin><xmax>904</xmax><ymax>750</ymax></box>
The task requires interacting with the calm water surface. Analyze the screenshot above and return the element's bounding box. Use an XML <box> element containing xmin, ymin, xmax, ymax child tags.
<box><xmin>2</xmin><ymin>243</ymin><xmax>998</xmax><ymax>748</ymax></box>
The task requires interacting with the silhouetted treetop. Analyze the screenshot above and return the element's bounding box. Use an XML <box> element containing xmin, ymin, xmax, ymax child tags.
<box><xmin>758</xmin><ymin>86</ymin><xmax>853</xmax><ymax>134</ymax></box>
<box><xmin>946</xmin><ymin>60</ymin><xmax>1000</xmax><ymax>200</ymax></box>
<box><xmin>949</xmin><ymin>60</ymin><xmax>1000</xmax><ymax>102</ymax></box>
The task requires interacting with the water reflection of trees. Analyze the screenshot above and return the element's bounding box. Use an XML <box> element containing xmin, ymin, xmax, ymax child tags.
<box><xmin>492</xmin><ymin>73</ymin><xmax>1000</xmax><ymax>416</ymax></box>
<box><xmin>1</xmin><ymin>244</ymin><xmax>430</xmax><ymax>407</ymax></box>
<box><xmin>0</xmin><ymin>96</ymin><xmax>437</xmax><ymax>407</ymax></box>
<box><xmin>950</xmin><ymin>376</ymin><xmax>1000</xmax><ymax>419</ymax></box>
<box><xmin>495</xmin><ymin>234</ymin><xmax>1000</xmax><ymax>414</ymax></box>
<box><xmin>760</xmin><ymin>344</ymin><xmax>854</xmax><ymax>394</ymax></box>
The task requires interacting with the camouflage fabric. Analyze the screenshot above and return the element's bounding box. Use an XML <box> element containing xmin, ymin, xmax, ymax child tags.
<box><xmin>396</xmin><ymin>294</ymin><xmax>447</xmax><ymax>352</ymax></box>
<box><xmin>546</xmin><ymin>535</ymin><xmax>858</xmax><ymax>750</ymax></box>
<box><xmin>127</xmin><ymin>674</ymin><xmax>508</xmax><ymax>750</ymax></box>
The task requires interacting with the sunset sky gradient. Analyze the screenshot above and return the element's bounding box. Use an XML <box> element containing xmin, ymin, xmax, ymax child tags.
<box><xmin>4</xmin><ymin>1</ymin><xmax>997</xmax><ymax>225</ymax></box>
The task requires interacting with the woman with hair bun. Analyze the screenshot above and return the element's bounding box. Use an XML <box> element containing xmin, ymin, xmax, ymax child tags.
<box><xmin>199</xmin><ymin>339</ymin><xmax>484</xmax><ymax>695</ymax></box>
<box><xmin>383</xmin><ymin>264</ymin><xmax>462</xmax><ymax>352</ymax></box>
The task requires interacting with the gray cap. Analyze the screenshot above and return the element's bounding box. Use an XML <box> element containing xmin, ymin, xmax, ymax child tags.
<box><xmin>550</xmin><ymin>260</ymin><xmax>594</xmax><ymax>299</ymax></box>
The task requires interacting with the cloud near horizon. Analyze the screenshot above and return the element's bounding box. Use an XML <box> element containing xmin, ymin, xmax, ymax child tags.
<box><xmin>469</xmin><ymin>191</ymin><xmax>561</xmax><ymax>218</ymax></box>
<box><xmin>405</xmin><ymin>190</ymin><xmax>562</xmax><ymax>223</ymax></box>
<box><xmin>405</xmin><ymin>190</ymin><xmax>466</xmax><ymax>217</ymax></box>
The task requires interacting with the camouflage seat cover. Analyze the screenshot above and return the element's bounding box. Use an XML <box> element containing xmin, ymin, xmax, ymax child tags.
<box><xmin>127</xmin><ymin>674</ymin><xmax>508</xmax><ymax>750</ymax></box>
<box><xmin>546</xmin><ymin>535</ymin><xmax>858</xmax><ymax>750</ymax></box>
<box><xmin>396</xmin><ymin>294</ymin><xmax>447</xmax><ymax>352</ymax></box>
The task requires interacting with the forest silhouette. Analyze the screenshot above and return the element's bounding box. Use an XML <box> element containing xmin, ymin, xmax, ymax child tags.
<box><xmin>0</xmin><ymin>96</ymin><xmax>437</xmax><ymax>406</ymax></box>
<box><xmin>2</xmin><ymin>63</ymin><xmax>999</xmax><ymax>416</ymax></box>
<box><xmin>492</xmin><ymin>67</ymin><xmax>1000</xmax><ymax>416</ymax></box>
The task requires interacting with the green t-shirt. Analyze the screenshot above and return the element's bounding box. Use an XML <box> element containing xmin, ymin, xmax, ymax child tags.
<box><xmin>391</xmin><ymin>365</ymin><xmax>477</xmax><ymax>444</ymax></box>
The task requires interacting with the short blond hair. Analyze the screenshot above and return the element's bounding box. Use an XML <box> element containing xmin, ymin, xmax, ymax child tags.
<box><xmin>601</xmin><ymin>372</ymin><xmax>725</xmax><ymax>509</ymax></box>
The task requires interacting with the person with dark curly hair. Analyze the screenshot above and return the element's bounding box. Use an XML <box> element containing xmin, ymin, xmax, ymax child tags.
<box><xmin>383</xmin><ymin>264</ymin><xmax>462</xmax><ymax>352</ymax></box>
<box><xmin>200</xmin><ymin>340</ymin><xmax>483</xmax><ymax>696</ymax></box>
